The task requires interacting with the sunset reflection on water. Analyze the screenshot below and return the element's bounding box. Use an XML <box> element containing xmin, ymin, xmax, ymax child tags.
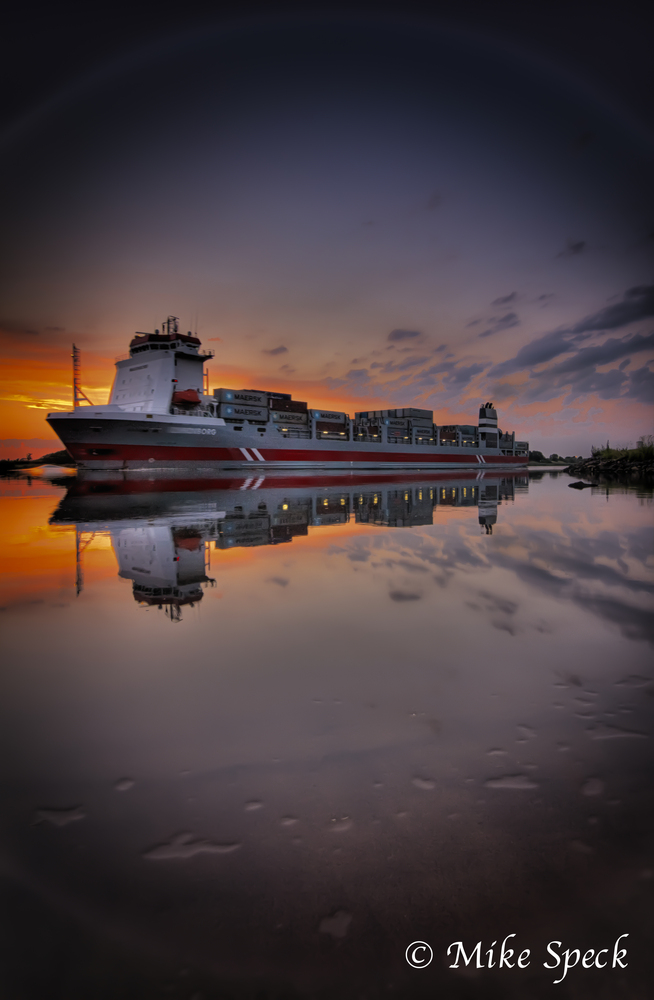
<box><xmin>0</xmin><ymin>470</ymin><xmax>652</xmax><ymax>998</ymax></box>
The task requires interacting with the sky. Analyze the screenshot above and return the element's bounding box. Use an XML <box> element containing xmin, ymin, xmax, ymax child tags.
<box><xmin>1</xmin><ymin>9</ymin><xmax>653</xmax><ymax>459</ymax></box>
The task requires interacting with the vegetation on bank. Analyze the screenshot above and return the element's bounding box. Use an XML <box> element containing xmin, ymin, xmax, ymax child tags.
<box><xmin>566</xmin><ymin>436</ymin><xmax>654</xmax><ymax>479</ymax></box>
<box><xmin>590</xmin><ymin>436</ymin><xmax>654</xmax><ymax>463</ymax></box>
<box><xmin>531</xmin><ymin>437</ymin><xmax>654</xmax><ymax>467</ymax></box>
<box><xmin>0</xmin><ymin>449</ymin><xmax>72</xmax><ymax>474</ymax></box>
<box><xmin>528</xmin><ymin>451</ymin><xmax>581</xmax><ymax>465</ymax></box>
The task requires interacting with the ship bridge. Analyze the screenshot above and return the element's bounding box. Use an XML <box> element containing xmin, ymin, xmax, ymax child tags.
<box><xmin>109</xmin><ymin>316</ymin><xmax>214</xmax><ymax>415</ymax></box>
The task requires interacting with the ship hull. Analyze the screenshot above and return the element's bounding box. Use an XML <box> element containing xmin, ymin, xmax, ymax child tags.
<box><xmin>47</xmin><ymin>412</ymin><xmax>528</xmax><ymax>471</ymax></box>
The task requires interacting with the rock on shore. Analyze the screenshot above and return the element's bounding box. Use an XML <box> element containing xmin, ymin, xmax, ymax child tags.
<box><xmin>564</xmin><ymin>455</ymin><xmax>653</xmax><ymax>479</ymax></box>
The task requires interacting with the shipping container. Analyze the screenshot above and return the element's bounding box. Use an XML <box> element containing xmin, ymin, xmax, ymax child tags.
<box><xmin>214</xmin><ymin>388</ymin><xmax>269</xmax><ymax>407</ymax></box>
<box><xmin>363</xmin><ymin>408</ymin><xmax>432</xmax><ymax>419</ymax></box>
<box><xmin>312</xmin><ymin>409</ymin><xmax>347</xmax><ymax>422</ymax></box>
<box><xmin>354</xmin><ymin>424</ymin><xmax>381</xmax><ymax>436</ymax></box>
<box><xmin>218</xmin><ymin>403</ymin><xmax>269</xmax><ymax>421</ymax></box>
<box><xmin>270</xmin><ymin>397</ymin><xmax>308</xmax><ymax>413</ymax></box>
<box><xmin>397</xmin><ymin>407</ymin><xmax>433</xmax><ymax>420</ymax></box>
<box><xmin>271</xmin><ymin>410</ymin><xmax>308</xmax><ymax>424</ymax></box>
<box><xmin>316</xmin><ymin>420</ymin><xmax>349</xmax><ymax>436</ymax></box>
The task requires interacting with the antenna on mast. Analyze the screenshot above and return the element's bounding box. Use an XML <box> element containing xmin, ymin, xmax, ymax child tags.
<box><xmin>72</xmin><ymin>344</ymin><xmax>94</xmax><ymax>407</ymax></box>
<box><xmin>163</xmin><ymin>316</ymin><xmax>179</xmax><ymax>337</ymax></box>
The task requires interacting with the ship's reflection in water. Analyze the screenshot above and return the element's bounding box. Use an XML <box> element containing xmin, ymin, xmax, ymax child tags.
<box><xmin>53</xmin><ymin>472</ymin><xmax>521</xmax><ymax>620</ymax></box>
<box><xmin>2</xmin><ymin>470</ymin><xmax>652</xmax><ymax>998</ymax></box>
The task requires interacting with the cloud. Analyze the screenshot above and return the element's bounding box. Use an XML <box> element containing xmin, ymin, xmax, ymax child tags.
<box><xmin>479</xmin><ymin>312</ymin><xmax>520</xmax><ymax>339</ymax></box>
<box><xmin>547</xmin><ymin>331</ymin><xmax>654</xmax><ymax>377</ymax></box>
<box><xmin>489</xmin><ymin>381</ymin><xmax>520</xmax><ymax>402</ymax></box>
<box><xmin>491</xmin><ymin>292</ymin><xmax>517</xmax><ymax>306</ymax></box>
<box><xmin>261</xmin><ymin>345</ymin><xmax>288</xmax><ymax>355</ymax></box>
<box><xmin>388</xmin><ymin>328</ymin><xmax>421</xmax><ymax>342</ymax></box>
<box><xmin>309</xmin><ymin>285</ymin><xmax>652</xmax><ymax>416</ymax></box>
<box><xmin>569</xmin><ymin>284</ymin><xmax>654</xmax><ymax>335</ymax></box>
<box><xmin>377</xmin><ymin>356</ymin><xmax>430</xmax><ymax>375</ymax></box>
<box><xmin>557</xmin><ymin>238</ymin><xmax>586</xmax><ymax>257</ymax></box>
<box><xmin>443</xmin><ymin>363</ymin><xmax>485</xmax><ymax>387</ymax></box>
<box><xmin>623</xmin><ymin>364</ymin><xmax>654</xmax><ymax>402</ymax></box>
<box><xmin>423</xmin><ymin>360</ymin><xmax>485</xmax><ymax>390</ymax></box>
<box><xmin>490</xmin><ymin>285</ymin><xmax>654</xmax><ymax>380</ymax></box>
<box><xmin>514</xmin><ymin>331</ymin><xmax>654</xmax><ymax>404</ymax></box>
<box><xmin>0</xmin><ymin>321</ymin><xmax>39</xmax><ymax>337</ymax></box>
<box><xmin>490</xmin><ymin>329</ymin><xmax>574</xmax><ymax>377</ymax></box>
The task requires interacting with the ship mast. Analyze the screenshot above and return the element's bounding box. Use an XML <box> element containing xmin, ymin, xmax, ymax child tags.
<box><xmin>72</xmin><ymin>344</ymin><xmax>94</xmax><ymax>407</ymax></box>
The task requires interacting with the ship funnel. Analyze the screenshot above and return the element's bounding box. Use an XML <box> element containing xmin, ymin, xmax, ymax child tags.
<box><xmin>478</xmin><ymin>402</ymin><xmax>497</xmax><ymax>429</ymax></box>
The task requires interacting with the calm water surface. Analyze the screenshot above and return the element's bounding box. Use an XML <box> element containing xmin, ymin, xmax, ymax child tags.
<box><xmin>1</xmin><ymin>470</ymin><xmax>652</xmax><ymax>998</ymax></box>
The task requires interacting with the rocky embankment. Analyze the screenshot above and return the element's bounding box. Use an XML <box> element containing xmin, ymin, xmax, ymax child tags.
<box><xmin>564</xmin><ymin>455</ymin><xmax>654</xmax><ymax>480</ymax></box>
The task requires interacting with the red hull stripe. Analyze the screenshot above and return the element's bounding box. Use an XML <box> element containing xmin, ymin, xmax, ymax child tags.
<box><xmin>67</xmin><ymin>442</ymin><xmax>525</xmax><ymax>465</ymax></box>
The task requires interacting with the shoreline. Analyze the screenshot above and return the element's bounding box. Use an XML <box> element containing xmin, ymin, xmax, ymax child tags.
<box><xmin>564</xmin><ymin>455</ymin><xmax>654</xmax><ymax>480</ymax></box>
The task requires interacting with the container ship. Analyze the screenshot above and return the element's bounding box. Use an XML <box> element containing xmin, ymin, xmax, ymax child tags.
<box><xmin>47</xmin><ymin>317</ymin><xmax>528</xmax><ymax>472</ymax></box>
